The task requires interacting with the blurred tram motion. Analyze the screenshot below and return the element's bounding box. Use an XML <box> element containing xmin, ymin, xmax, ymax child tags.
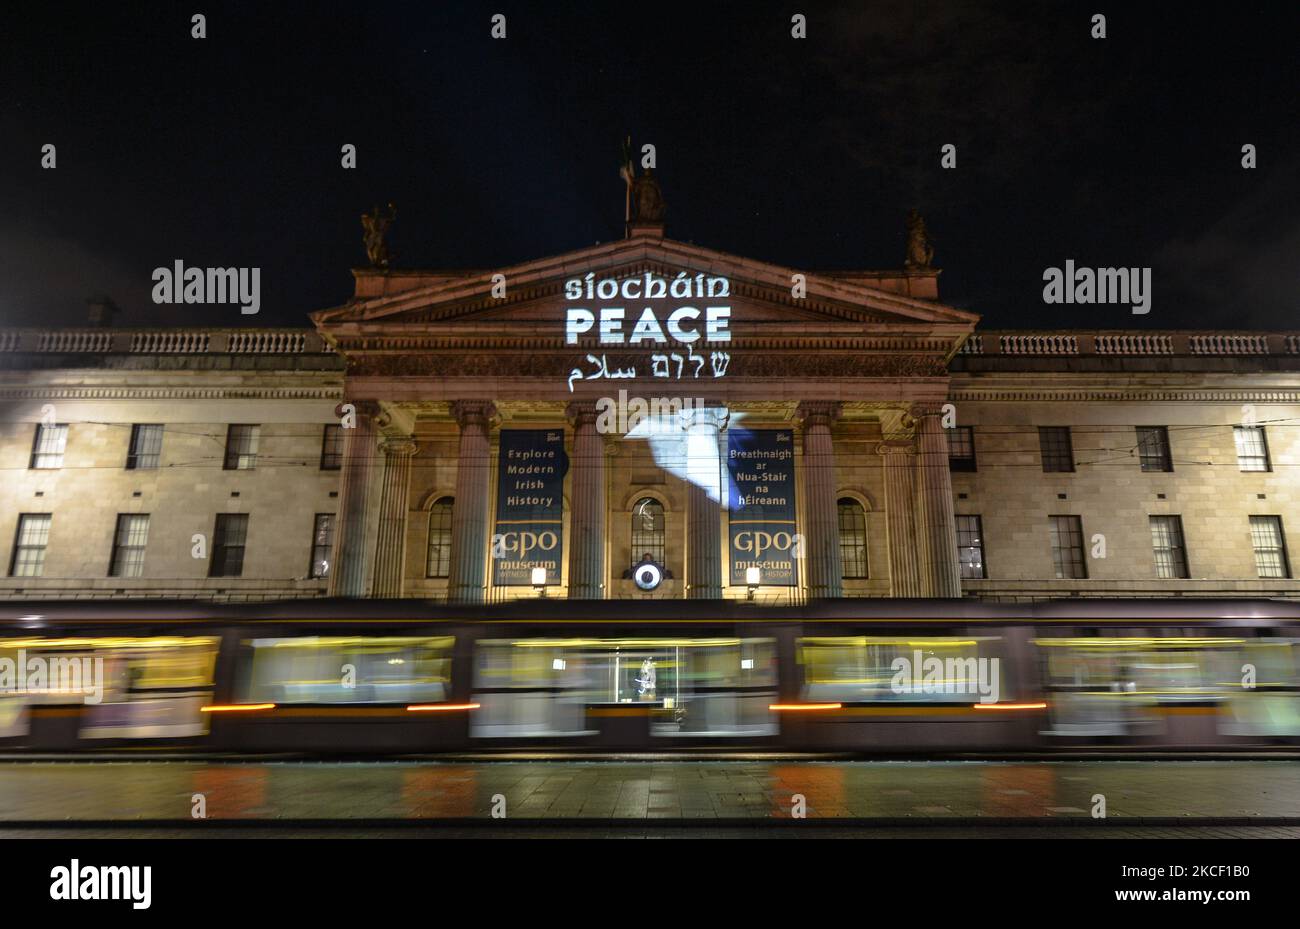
<box><xmin>0</xmin><ymin>598</ymin><xmax>1297</xmax><ymax>754</ymax></box>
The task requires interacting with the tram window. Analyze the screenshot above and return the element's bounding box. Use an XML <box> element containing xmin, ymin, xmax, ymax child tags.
<box><xmin>237</xmin><ymin>636</ymin><xmax>453</xmax><ymax>705</ymax></box>
<box><xmin>472</xmin><ymin>638</ymin><xmax>778</xmax><ymax>738</ymax></box>
<box><xmin>0</xmin><ymin>636</ymin><xmax>219</xmax><ymax>739</ymax></box>
<box><xmin>1036</xmin><ymin>637</ymin><xmax>1241</xmax><ymax>696</ymax></box>
<box><xmin>797</xmin><ymin>636</ymin><xmax>1009</xmax><ymax>704</ymax></box>
<box><xmin>1031</xmin><ymin>635</ymin><xmax>1296</xmax><ymax>737</ymax></box>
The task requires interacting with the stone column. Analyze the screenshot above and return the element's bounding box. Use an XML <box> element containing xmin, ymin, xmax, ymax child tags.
<box><xmin>683</xmin><ymin>406</ymin><xmax>727</xmax><ymax>599</ymax></box>
<box><xmin>372</xmin><ymin>436</ymin><xmax>418</xmax><ymax>598</ymax></box>
<box><xmin>878</xmin><ymin>440</ymin><xmax>922</xmax><ymax>597</ymax></box>
<box><xmin>447</xmin><ymin>400</ymin><xmax>497</xmax><ymax>604</ymax></box>
<box><xmin>566</xmin><ymin>400</ymin><xmax>606</xmax><ymax>599</ymax></box>
<box><xmin>797</xmin><ymin>401</ymin><xmax>844</xmax><ymax>599</ymax></box>
<box><xmin>329</xmin><ymin>401</ymin><xmax>379</xmax><ymax>598</ymax></box>
<box><xmin>914</xmin><ymin>405</ymin><xmax>962</xmax><ymax>597</ymax></box>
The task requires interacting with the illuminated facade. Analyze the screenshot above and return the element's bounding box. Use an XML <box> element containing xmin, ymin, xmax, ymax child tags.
<box><xmin>1</xmin><ymin>224</ymin><xmax>1297</xmax><ymax>603</ymax></box>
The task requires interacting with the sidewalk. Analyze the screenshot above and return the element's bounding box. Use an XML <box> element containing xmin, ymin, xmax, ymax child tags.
<box><xmin>0</xmin><ymin>759</ymin><xmax>1296</xmax><ymax>822</ymax></box>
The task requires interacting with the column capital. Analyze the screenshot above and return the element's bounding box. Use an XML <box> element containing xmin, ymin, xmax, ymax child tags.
<box><xmin>679</xmin><ymin>405</ymin><xmax>729</xmax><ymax>432</ymax></box>
<box><xmin>796</xmin><ymin>400</ymin><xmax>843</xmax><ymax>427</ymax></box>
<box><xmin>378</xmin><ymin>436</ymin><xmax>418</xmax><ymax>457</ymax></box>
<box><xmin>910</xmin><ymin>401</ymin><xmax>950</xmax><ymax>421</ymax></box>
<box><xmin>876</xmin><ymin>439</ymin><xmax>917</xmax><ymax>458</ymax></box>
<box><xmin>565</xmin><ymin>399</ymin><xmax>601</xmax><ymax>427</ymax></box>
<box><xmin>374</xmin><ymin>402</ymin><xmax>416</xmax><ymax>438</ymax></box>
<box><xmin>450</xmin><ymin>400</ymin><xmax>498</xmax><ymax>428</ymax></box>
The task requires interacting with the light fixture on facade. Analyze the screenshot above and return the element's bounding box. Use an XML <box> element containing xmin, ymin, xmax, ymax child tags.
<box><xmin>532</xmin><ymin>566</ymin><xmax>548</xmax><ymax>598</ymax></box>
<box><xmin>746</xmin><ymin>566</ymin><xmax>761</xmax><ymax>600</ymax></box>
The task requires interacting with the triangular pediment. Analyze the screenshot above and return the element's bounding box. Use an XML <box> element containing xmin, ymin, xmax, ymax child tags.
<box><xmin>315</xmin><ymin>236</ymin><xmax>979</xmax><ymax>389</ymax></box>
<box><xmin>313</xmin><ymin>236</ymin><xmax>978</xmax><ymax>335</ymax></box>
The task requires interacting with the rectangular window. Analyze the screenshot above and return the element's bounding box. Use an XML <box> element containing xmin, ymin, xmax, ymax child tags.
<box><xmin>837</xmin><ymin>499</ymin><xmax>868</xmax><ymax>579</ymax></box>
<box><xmin>426</xmin><ymin>500</ymin><xmax>454</xmax><ymax>578</ymax></box>
<box><xmin>1249</xmin><ymin>516</ymin><xmax>1290</xmax><ymax>579</ymax></box>
<box><xmin>1233</xmin><ymin>426</ymin><xmax>1271</xmax><ymax>472</ymax></box>
<box><xmin>30</xmin><ymin>424</ymin><xmax>68</xmax><ymax>469</ymax></box>
<box><xmin>1136</xmin><ymin>426</ymin><xmax>1172</xmax><ymax>472</ymax></box>
<box><xmin>210</xmin><ymin>514</ymin><xmax>249</xmax><ymax>577</ymax></box>
<box><xmin>1049</xmin><ymin>515</ymin><xmax>1087</xmax><ymax>579</ymax></box>
<box><xmin>1038</xmin><ymin>426</ymin><xmax>1075</xmax><ymax>472</ymax></box>
<box><xmin>309</xmin><ymin>514</ymin><xmax>334</xmax><ymax>579</ymax></box>
<box><xmin>320</xmin><ymin>425</ymin><xmax>344</xmax><ymax>470</ymax></box>
<box><xmin>10</xmin><ymin>514</ymin><xmax>52</xmax><ymax>577</ymax></box>
<box><xmin>223</xmin><ymin>425</ymin><xmax>260</xmax><ymax>470</ymax></box>
<box><xmin>126</xmin><ymin>424</ymin><xmax>163</xmax><ymax>470</ymax></box>
<box><xmin>956</xmin><ymin>515</ymin><xmax>986</xmax><ymax>579</ymax></box>
<box><xmin>947</xmin><ymin>426</ymin><xmax>976</xmax><ymax>471</ymax></box>
<box><xmin>1149</xmin><ymin>515</ymin><xmax>1189</xmax><ymax>579</ymax></box>
<box><xmin>109</xmin><ymin>514</ymin><xmax>150</xmax><ymax>578</ymax></box>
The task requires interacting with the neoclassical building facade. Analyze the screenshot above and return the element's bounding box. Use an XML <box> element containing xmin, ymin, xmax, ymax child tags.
<box><xmin>0</xmin><ymin>223</ymin><xmax>1296</xmax><ymax>604</ymax></box>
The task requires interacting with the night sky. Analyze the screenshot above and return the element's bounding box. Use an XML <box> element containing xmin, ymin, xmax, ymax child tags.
<box><xmin>2</xmin><ymin>1</ymin><xmax>1296</xmax><ymax>331</ymax></box>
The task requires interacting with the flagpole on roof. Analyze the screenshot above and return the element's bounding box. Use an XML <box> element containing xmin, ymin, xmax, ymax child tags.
<box><xmin>620</xmin><ymin>135</ymin><xmax>634</xmax><ymax>233</ymax></box>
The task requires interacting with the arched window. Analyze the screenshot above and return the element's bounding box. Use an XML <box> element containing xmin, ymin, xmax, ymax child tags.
<box><xmin>838</xmin><ymin>497</ymin><xmax>868</xmax><ymax>579</ymax></box>
<box><xmin>631</xmin><ymin>497</ymin><xmax>666</xmax><ymax>566</ymax></box>
<box><xmin>426</xmin><ymin>497</ymin><xmax>454</xmax><ymax>578</ymax></box>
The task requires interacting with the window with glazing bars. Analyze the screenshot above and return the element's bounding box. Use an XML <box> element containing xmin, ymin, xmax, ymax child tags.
<box><xmin>210</xmin><ymin>514</ymin><xmax>249</xmax><ymax>577</ymax></box>
<box><xmin>1233</xmin><ymin>426</ymin><xmax>1270</xmax><ymax>472</ymax></box>
<box><xmin>1049</xmin><ymin>515</ymin><xmax>1087</xmax><ymax>579</ymax></box>
<box><xmin>947</xmin><ymin>426</ymin><xmax>976</xmax><ymax>471</ymax></box>
<box><xmin>838</xmin><ymin>498</ymin><xmax>868</xmax><ymax>578</ymax></box>
<box><xmin>30</xmin><ymin>424</ymin><xmax>68</xmax><ymax>469</ymax></box>
<box><xmin>426</xmin><ymin>498</ymin><xmax>454</xmax><ymax>578</ymax></box>
<box><xmin>126</xmin><ymin>424</ymin><xmax>163</xmax><ymax>469</ymax></box>
<box><xmin>1038</xmin><ymin>426</ymin><xmax>1074</xmax><ymax>472</ymax></box>
<box><xmin>309</xmin><ymin>513</ymin><xmax>334</xmax><ymax>578</ymax></box>
<box><xmin>1249</xmin><ymin>516</ymin><xmax>1290</xmax><ymax>579</ymax></box>
<box><xmin>10</xmin><ymin>514</ymin><xmax>51</xmax><ymax>577</ymax></box>
<box><xmin>956</xmin><ymin>515</ymin><xmax>986</xmax><ymax>579</ymax></box>
<box><xmin>1149</xmin><ymin>515</ymin><xmax>1189</xmax><ymax>579</ymax></box>
<box><xmin>109</xmin><ymin>514</ymin><xmax>150</xmax><ymax>577</ymax></box>
<box><xmin>631</xmin><ymin>497</ymin><xmax>666</xmax><ymax>566</ymax></box>
<box><xmin>223</xmin><ymin>425</ymin><xmax>260</xmax><ymax>470</ymax></box>
<box><xmin>1136</xmin><ymin>426</ymin><xmax>1172</xmax><ymax>472</ymax></box>
<box><xmin>320</xmin><ymin>425</ymin><xmax>344</xmax><ymax>470</ymax></box>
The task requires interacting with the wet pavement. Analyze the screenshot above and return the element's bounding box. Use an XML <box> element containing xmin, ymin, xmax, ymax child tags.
<box><xmin>0</xmin><ymin>758</ymin><xmax>1297</xmax><ymax>824</ymax></box>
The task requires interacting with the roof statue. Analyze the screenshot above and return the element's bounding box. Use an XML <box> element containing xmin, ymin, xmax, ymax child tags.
<box><xmin>621</xmin><ymin>137</ymin><xmax>666</xmax><ymax>235</ymax></box>
<box><xmin>361</xmin><ymin>202</ymin><xmax>397</xmax><ymax>268</ymax></box>
<box><xmin>904</xmin><ymin>208</ymin><xmax>935</xmax><ymax>270</ymax></box>
<box><xmin>631</xmin><ymin>168</ymin><xmax>666</xmax><ymax>223</ymax></box>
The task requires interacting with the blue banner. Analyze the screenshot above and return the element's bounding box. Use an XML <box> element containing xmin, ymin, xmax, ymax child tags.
<box><xmin>727</xmin><ymin>429</ymin><xmax>798</xmax><ymax>586</ymax></box>
<box><xmin>493</xmin><ymin>429</ymin><xmax>566</xmax><ymax>586</ymax></box>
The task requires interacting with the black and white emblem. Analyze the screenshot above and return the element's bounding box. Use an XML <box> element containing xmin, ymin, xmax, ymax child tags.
<box><xmin>633</xmin><ymin>561</ymin><xmax>663</xmax><ymax>591</ymax></box>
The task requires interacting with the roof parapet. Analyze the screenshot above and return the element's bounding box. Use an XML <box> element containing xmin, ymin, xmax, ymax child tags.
<box><xmin>0</xmin><ymin>328</ymin><xmax>331</xmax><ymax>355</ymax></box>
<box><xmin>960</xmin><ymin>331</ymin><xmax>1299</xmax><ymax>357</ymax></box>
